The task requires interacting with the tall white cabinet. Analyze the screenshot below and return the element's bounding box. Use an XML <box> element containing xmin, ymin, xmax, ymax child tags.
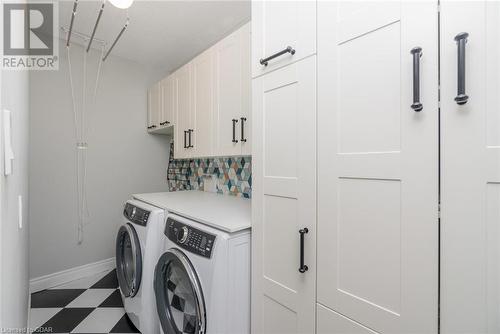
<box><xmin>440</xmin><ymin>1</ymin><xmax>500</xmax><ymax>333</ymax></box>
<box><xmin>251</xmin><ymin>1</ymin><xmax>317</xmax><ymax>333</ymax></box>
<box><xmin>316</xmin><ymin>1</ymin><xmax>438</xmax><ymax>332</ymax></box>
<box><xmin>252</xmin><ymin>1</ymin><xmax>499</xmax><ymax>334</ymax></box>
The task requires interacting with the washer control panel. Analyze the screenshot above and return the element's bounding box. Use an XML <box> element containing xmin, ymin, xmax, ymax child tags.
<box><xmin>165</xmin><ymin>217</ymin><xmax>216</xmax><ymax>259</ymax></box>
<box><xmin>124</xmin><ymin>203</ymin><xmax>150</xmax><ymax>226</ymax></box>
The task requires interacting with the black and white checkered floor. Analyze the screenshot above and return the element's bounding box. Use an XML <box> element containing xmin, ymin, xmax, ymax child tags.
<box><xmin>29</xmin><ymin>269</ymin><xmax>141</xmax><ymax>333</ymax></box>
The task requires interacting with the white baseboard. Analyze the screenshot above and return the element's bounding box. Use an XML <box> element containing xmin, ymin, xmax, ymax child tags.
<box><xmin>30</xmin><ymin>257</ymin><xmax>116</xmax><ymax>293</ymax></box>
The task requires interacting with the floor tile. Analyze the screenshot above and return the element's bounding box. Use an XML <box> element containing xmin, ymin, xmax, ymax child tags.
<box><xmin>99</xmin><ymin>289</ymin><xmax>123</xmax><ymax>308</ymax></box>
<box><xmin>51</xmin><ymin>271</ymin><xmax>112</xmax><ymax>290</ymax></box>
<box><xmin>29</xmin><ymin>308</ymin><xmax>62</xmax><ymax>330</ymax></box>
<box><xmin>110</xmin><ymin>314</ymin><xmax>141</xmax><ymax>333</ymax></box>
<box><xmin>66</xmin><ymin>289</ymin><xmax>115</xmax><ymax>308</ymax></box>
<box><xmin>31</xmin><ymin>289</ymin><xmax>86</xmax><ymax>308</ymax></box>
<box><xmin>38</xmin><ymin>308</ymin><xmax>94</xmax><ymax>333</ymax></box>
<box><xmin>70</xmin><ymin>308</ymin><xmax>125</xmax><ymax>333</ymax></box>
<box><xmin>91</xmin><ymin>269</ymin><xmax>118</xmax><ymax>289</ymax></box>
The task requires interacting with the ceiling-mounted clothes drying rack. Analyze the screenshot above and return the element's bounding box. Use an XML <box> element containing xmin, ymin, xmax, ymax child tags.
<box><xmin>64</xmin><ymin>0</ymin><xmax>130</xmax><ymax>61</ymax></box>
<box><xmin>63</xmin><ymin>0</ymin><xmax>132</xmax><ymax>245</ymax></box>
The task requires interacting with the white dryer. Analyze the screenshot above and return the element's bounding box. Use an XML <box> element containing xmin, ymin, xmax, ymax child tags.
<box><xmin>154</xmin><ymin>213</ymin><xmax>251</xmax><ymax>334</ymax></box>
<box><xmin>116</xmin><ymin>199</ymin><xmax>165</xmax><ymax>334</ymax></box>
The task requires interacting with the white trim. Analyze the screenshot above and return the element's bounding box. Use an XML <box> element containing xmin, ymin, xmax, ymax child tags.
<box><xmin>29</xmin><ymin>258</ymin><xmax>116</xmax><ymax>293</ymax></box>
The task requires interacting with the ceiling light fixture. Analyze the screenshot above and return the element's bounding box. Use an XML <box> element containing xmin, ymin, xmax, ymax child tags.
<box><xmin>108</xmin><ymin>0</ymin><xmax>134</xmax><ymax>9</ymax></box>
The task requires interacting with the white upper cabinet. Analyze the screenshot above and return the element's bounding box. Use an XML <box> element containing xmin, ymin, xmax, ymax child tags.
<box><xmin>173</xmin><ymin>63</ymin><xmax>192</xmax><ymax>160</ymax></box>
<box><xmin>160</xmin><ymin>76</ymin><xmax>175</xmax><ymax>129</ymax></box>
<box><xmin>149</xmin><ymin>23</ymin><xmax>251</xmax><ymax>159</ymax></box>
<box><xmin>214</xmin><ymin>22</ymin><xmax>251</xmax><ymax>156</ymax></box>
<box><xmin>252</xmin><ymin>0</ymin><xmax>316</xmax><ymax>77</ymax></box>
<box><xmin>192</xmin><ymin>47</ymin><xmax>215</xmax><ymax>157</ymax></box>
<box><xmin>147</xmin><ymin>81</ymin><xmax>161</xmax><ymax>131</ymax></box>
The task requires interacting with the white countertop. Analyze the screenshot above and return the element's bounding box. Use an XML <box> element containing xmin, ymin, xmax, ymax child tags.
<box><xmin>133</xmin><ymin>191</ymin><xmax>251</xmax><ymax>233</ymax></box>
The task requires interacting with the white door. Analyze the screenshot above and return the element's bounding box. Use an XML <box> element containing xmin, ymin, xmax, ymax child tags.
<box><xmin>441</xmin><ymin>1</ymin><xmax>500</xmax><ymax>333</ymax></box>
<box><xmin>174</xmin><ymin>64</ymin><xmax>192</xmax><ymax>159</ymax></box>
<box><xmin>252</xmin><ymin>0</ymin><xmax>316</xmax><ymax>78</ymax></box>
<box><xmin>252</xmin><ymin>56</ymin><xmax>316</xmax><ymax>334</ymax></box>
<box><xmin>192</xmin><ymin>48</ymin><xmax>214</xmax><ymax>157</ymax></box>
<box><xmin>161</xmin><ymin>76</ymin><xmax>174</xmax><ymax>127</ymax></box>
<box><xmin>317</xmin><ymin>1</ymin><xmax>439</xmax><ymax>333</ymax></box>
<box><xmin>215</xmin><ymin>23</ymin><xmax>251</xmax><ymax>156</ymax></box>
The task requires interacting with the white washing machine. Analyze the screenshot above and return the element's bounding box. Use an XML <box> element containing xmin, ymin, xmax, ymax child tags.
<box><xmin>154</xmin><ymin>213</ymin><xmax>251</xmax><ymax>334</ymax></box>
<box><xmin>116</xmin><ymin>199</ymin><xmax>165</xmax><ymax>334</ymax></box>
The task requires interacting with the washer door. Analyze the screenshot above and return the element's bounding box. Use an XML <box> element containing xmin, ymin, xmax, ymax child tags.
<box><xmin>154</xmin><ymin>248</ymin><xmax>206</xmax><ymax>334</ymax></box>
<box><xmin>116</xmin><ymin>223</ymin><xmax>142</xmax><ymax>297</ymax></box>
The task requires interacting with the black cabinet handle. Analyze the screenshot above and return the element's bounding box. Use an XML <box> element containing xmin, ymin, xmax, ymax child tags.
<box><xmin>240</xmin><ymin>117</ymin><xmax>247</xmax><ymax>142</ymax></box>
<box><xmin>160</xmin><ymin>121</ymin><xmax>170</xmax><ymax>126</ymax></box>
<box><xmin>410</xmin><ymin>47</ymin><xmax>423</xmax><ymax>112</ymax></box>
<box><xmin>298</xmin><ymin>228</ymin><xmax>309</xmax><ymax>273</ymax></box>
<box><xmin>187</xmin><ymin>129</ymin><xmax>194</xmax><ymax>148</ymax></box>
<box><xmin>183</xmin><ymin>130</ymin><xmax>188</xmax><ymax>149</ymax></box>
<box><xmin>260</xmin><ymin>46</ymin><xmax>295</xmax><ymax>67</ymax></box>
<box><xmin>150</xmin><ymin>125</ymin><xmax>157</xmax><ymax>129</ymax></box>
<box><xmin>232</xmin><ymin>119</ymin><xmax>239</xmax><ymax>143</ymax></box>
<box><xmin>454</xmin><ymin>32</ymin><xmax>469</xmax><ymax>105</ymax></box>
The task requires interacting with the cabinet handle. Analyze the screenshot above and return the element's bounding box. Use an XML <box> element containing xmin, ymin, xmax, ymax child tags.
<box><xmin>260</xmin><ymin>46</ymin><xmax>295</xmax><ymax>67</ymax></box>
<box><xmin>410</xmin><ymin>47</ymin><xmax>423</xmax><ymax>112</ymax></box>
<box><xmin>150</xmin><ymin>125</ymin><xmax>157</xmax><ymax>129</ymax></box>
<box><xmin>160</xmin><ymin>121</ymin><xmax>170</xmax><ymax>126</ymax></box>
<box><xmin>232</xmin><ymin>119</ymin><xmax>239</xmax><ymax>143</ymax></box>
<box><xmin>240</xmin><ymin>117</ymin><xmax>247</xmax><ymax>142</ymax></box>
<box><xmin>183</xmin><ymin>130</ymin><xmax>188</xmax><ymax>149</ymax></box>
<box><xmin>454</xmin><ymin>32</ymin><xmax>469</xmax><ymax>105</ymax></box>
<box><xmin>188</xmin><ymin>129</ymin><xmax>194</xmax><ymax>148</ymax></box>
<box><xmin>298</xmin><ymin>228</ymin><xmax>309</xmax><ymax>273</ymax></box>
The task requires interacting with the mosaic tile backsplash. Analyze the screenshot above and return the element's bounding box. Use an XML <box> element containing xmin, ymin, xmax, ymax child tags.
<box><xmin>167</xmin><ymin>141</ymin><xmax>252</xmax><ymax>198</ymax></box>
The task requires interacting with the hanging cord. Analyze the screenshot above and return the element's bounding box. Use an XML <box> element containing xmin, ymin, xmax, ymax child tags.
<box><xmin>67</xmin><ymin>40</ymin><xmax>105</xmax><ymax>244</ymax></box>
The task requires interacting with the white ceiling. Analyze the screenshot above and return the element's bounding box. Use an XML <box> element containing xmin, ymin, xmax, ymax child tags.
<box><xmin>59</xmin><ymin>0</ymin><xmax>251</xmax><ymax>74</ymax></box>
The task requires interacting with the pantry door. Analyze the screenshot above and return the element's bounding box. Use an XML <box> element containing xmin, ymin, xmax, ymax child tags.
<box><xmin>440</xmin><ymin>1</ymin><xmax>500</xmax><ymax>333</ymax></box>
<box><xmin>317</xmin><ymin>1</ymin><xmax>439</xmax><ymax>333</ymax></box>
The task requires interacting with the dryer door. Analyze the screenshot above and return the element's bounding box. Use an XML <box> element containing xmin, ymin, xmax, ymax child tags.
<box><xmin>116</xmin><ymin>223</ymin><xmax>142</xmax><ymax>297</ymax></box>
<box><xmin>154</xmin><ymin>248</ymin><xmax>206</xmax><ymax>334</ymax></box>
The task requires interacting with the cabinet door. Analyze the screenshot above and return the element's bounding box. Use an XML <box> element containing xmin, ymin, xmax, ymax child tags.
<box><xmin>317</xmin><ymin>1</ymin><xmax>438</xmax><ymax>333</ymax></box>
<box><xmin>252</xmin><ymin>57</ymin><xmax>316</xmax><ymax>334</ymax></box>
<box><xmin>215</xmin><ymin>23</ymin><xmax>251</xmax><ymax>156</ymax></box>
<box><xmin>192</xmin><ymin>48</ymin><xmax>214</xmax><ymax>157</ymax></box>
<box><xmin>441</xmin><ymin>2</ymin><xmax>500</xmax><ymax>333</ymax></box>
<box><xmin>161</xmin><ymin>76</ymin><xmax>175</xmax><ymax>127</ymax></box>
<box><xmin>174</xmin><ymin>64</ymin><xmax>191</xmax><ymax>159</ymax></box>
<box><xmin>240</xmin><ymin>23</ymin><xmax>252</xmax><ymax>156</ymax></box>
<box><xmin>252</xmin><ymin>0</ymin><xmax>316</xmax><ymax>78</ymax></box>
<box><xmin>147</xmin><ymin>81</ymin><xmax>161</xmax><ymax>131</ymax></box>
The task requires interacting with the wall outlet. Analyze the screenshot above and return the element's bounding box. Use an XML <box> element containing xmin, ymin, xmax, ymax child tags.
<box><xmin>203</xmin><ymin>175</ymin><xmax>218</xmax><ymax>193</ymax></box>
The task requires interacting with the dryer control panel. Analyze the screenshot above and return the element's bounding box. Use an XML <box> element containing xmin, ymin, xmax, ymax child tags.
<box><xmin>165</xmin><ymin>217</ymin><xmax>216</xmax><ymax>259</ymax></box>
<box><xmin>123</xmin><ymin>203</ymin><xmax>150</xmax><ymax>226</ymax></box>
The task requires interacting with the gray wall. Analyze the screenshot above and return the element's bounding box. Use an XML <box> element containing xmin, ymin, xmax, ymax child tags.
<box><xmin>29</xmin><ymin>43</ymin><xmax>170</xmax><ymax>279</ymax></box>
<box><xmin>1</xmin><ymin>69</ymin><xmax>30</xmax><ymax>328</ymax></box>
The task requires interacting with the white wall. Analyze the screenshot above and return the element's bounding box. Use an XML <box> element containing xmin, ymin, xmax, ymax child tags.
<box><xmin>1</xmin><ymin>70</ymin><xmax>30</xmax><ymax>327</ymax></box>
<box><xmin>29</xmin><ymin>43</ymin><xmax>170</xmax><ymax>279</ymax></box>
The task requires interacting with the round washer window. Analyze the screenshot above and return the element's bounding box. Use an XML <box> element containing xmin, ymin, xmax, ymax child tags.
<box><xmin>116</xmin><ymin>223</ymin><xmax>142</xmax><ymax>297</ymax></box>
<box><xmin>155</xmin><ymin>249</ymin><xmax>206</xmax><ymax>334</ymax></box>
